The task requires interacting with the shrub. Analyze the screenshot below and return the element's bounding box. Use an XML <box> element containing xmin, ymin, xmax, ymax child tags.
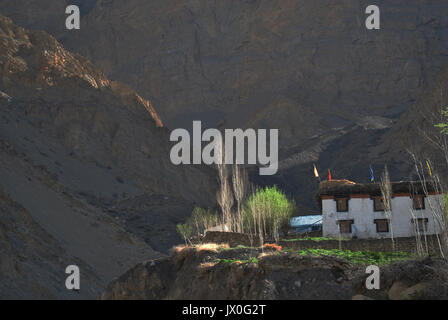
<box><xmin>434</xmin><ymin>106</ymin><xmax>448</xmax><ymax>134</ymax></box>
<box><xmin>176</xmin><ymin>223</ymin><xmax>193</xmax><ymax>245</ymax></box>
<box><xmin>189</xmin><ymin>206</ymin><xmax>219</xmax><ymax>237</ymax></box>
<box><xmin>176</xmin><ymin>207</ymin><xmax>219</xmax><ymax>243</ymax></box>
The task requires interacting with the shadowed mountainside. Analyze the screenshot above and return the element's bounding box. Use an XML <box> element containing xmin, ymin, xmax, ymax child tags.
<box><xmin>0</xmin><ymin>14</ymin><xmax>216</xmax><ymax>298</ymax></box>
<box><xmin>2</xmin><ymin>0</ymin><xmax>448</xmax><ymax>211</ymax></box>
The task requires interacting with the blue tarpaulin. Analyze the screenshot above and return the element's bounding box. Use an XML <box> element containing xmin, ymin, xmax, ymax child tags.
<box><xmin>290</xmin><ymin>215</ymin><xmax>322</xmax><ymax>233</ymax></box>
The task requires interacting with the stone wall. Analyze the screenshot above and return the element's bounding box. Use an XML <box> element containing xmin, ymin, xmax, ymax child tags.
<box><xmin>202</xmin><ymin>231</ymin><xmax>256</xmax><ymax>247</ymax></box>
<box><xmin>280</xmin><ymin>235</ymin><xmax>442</xmax><ymax>255</ymax></box>
<box><xmin>202</xmin><ymin>231</ymin><xmax>443</xmax><ymax>255</ymax></box>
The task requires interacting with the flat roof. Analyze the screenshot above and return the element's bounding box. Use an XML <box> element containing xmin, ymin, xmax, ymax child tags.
<box><xmin>316</xmin><ymin>180</ymin><xmax>438</xmax><ymax>198</ymax></box>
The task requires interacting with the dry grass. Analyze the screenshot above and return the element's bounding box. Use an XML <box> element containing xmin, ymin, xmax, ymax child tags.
<box><xmin>197</xmin><ymin>261</ymin><xmax>218</xmax><ymax>275</ymax></box>
<box><xmin>199</xmin><ymin>262</ymin><xmax>218</xmax><ymax>268</ymax></box>
<box><xmin>169</xmin><ymin>245</ymin><xmax>197</xmax><ymax>267</ymax></box>
<box><xmin>195</xmin><ymin>243</ymin><xmax>229</xmax><ymax>253</ymax></box>
<box><xmin>258</xmin><ymin>251</ymin><xmax>278</xmax><ymax>259</ymax></box>
<box><xmin>171</xmin><ymin>245</ymin><xmax>189</xmax><ymax>255</ymax></box>
<box><xmin>263</xmin><ymin>243</ymin><xmax>282</xmax><ymax>251</ymax></box>
<box><xmin>170</xmin><ymin>245</ymin><xmax>194</xmax><ymax>259</ymax></box>
<box><xmin>171</xmin><ymin>243</ymin><xmax>230</xmax><ymax>260</ymax></box>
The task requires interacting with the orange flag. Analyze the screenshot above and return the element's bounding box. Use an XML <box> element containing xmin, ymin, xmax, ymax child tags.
<box><xmin>313</xmin><ymin>164</ymin><xmax>319</xmax><ymax>178</ymax></box>
<box><xmin>328</xmin><ymin>169</ymin><xmax>332</xmax><ymax>181</ymax></box>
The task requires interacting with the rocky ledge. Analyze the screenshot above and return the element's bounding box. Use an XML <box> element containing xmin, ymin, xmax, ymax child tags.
<box><xmin>101</xmin><ymin>244</ymin><xmax>448</xmax><ymax>300</ymax></box>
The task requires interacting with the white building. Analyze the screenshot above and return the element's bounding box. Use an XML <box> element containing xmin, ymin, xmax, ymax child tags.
<box><xmin>317</xmin><ymin>180</ymin><xmax>443</xmax><ymax>239</ymax></box>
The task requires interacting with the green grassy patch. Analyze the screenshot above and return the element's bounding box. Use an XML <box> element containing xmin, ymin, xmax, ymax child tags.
<box><xmin>220</xmin><ymin>245</ymin><xmax>253</xmax><ymax>251</ymax></box>
<box><xmin>281</xmin><ymin>237</ymin><xmax>349</xmax><ymax>242</ymax></box>
<box><xmin>218</xmin><ymin>257</ymin><xmax>259</xmax><ymax>265</ymax></box>
<box><xmin>296</xmin><ymin>248</ymin><xmax>413</xmax><ymax>265</ymax></box>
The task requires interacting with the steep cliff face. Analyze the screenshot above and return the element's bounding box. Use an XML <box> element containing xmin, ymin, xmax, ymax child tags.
<box><xmin>2</xmin><ymin>0</ymin><xmax>448</xmax><ymax>211</ymax></box>
<box><xmin>0</xmin><ymin>14</ymin><xmax>216</xmax><ymax>298</ymax></box>
<box><xmin>20</xmin><ymin>0</ymin><xmax>448</xmax><ymax>132</ymax></box>
<box><xmin>101</xmin><ymin>245</ymin><xmax>448</xmax><ymax>300</ymax></box>
<box><xmin>102</xmin><ymin>246</ymin><xmax>358</xmax><ymax>300</ymax></box>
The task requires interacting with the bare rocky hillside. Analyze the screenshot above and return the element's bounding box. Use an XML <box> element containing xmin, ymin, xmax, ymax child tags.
<box><xmin>2</xmin><ymin>0</ymin><xmax>448</xmax><ymax>210</ymax></box>
<box><xmin>0</xmin><ymin>14</ymin><xmax>215</xmax><ymax>298</ymax></box>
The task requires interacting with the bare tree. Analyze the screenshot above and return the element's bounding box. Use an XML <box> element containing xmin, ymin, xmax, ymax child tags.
<box><xmin>380</xmin><ymin>165</ymin><xmax>395</xmax><ymax>250</ymax></box>
<box><xmin>232</xmin><ymin>164</ymin><xmax>249</xmax><ymax>233</ymax></box>
<box><xmin>408</xmin><ymin>94</ymin><xmax>448</xmax><ymax>257</ymax></box>
<box><xmin>216</xmin><ymin>140</ymin><xmax>234</xmax><ymax>231</ymax></box>
<box><xmin>409</xmin><ymin>151</ymin><xmax>447</xmax><ymax>258</ymax></box>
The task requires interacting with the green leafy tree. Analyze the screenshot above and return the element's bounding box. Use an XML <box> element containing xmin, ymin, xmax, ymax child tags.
<box><xmin>435</xmin><ymin>106</ymin><xmax>448</xmax><ymax>134</ymax></box>
<box><xmin>242</xmin><ymin>186</ymin><xmax>296</xmax><ymax>242</ymax></box>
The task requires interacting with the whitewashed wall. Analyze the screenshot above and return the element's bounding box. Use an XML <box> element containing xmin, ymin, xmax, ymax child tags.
<box><xmin>322</xmin><ymin>195</ymin><xmax>443</xmax><ymax>239</ymax></box>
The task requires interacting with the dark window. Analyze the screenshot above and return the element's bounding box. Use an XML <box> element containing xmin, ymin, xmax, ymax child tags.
<box><xmin>336</xmin><ymin>198</ymin><xmax>349</xmax><ymax>212</ymax></box>
<box><xmin>413</xmin><ymin>218</ymin><xmax>428</xmax><ymax>233</ymax></box>
<box><xmin>374</xmin><ymin>219</ymin><xmax>389</xmax><ymax>233</ymax></box>
<box><xmin>338</xmin><ymin>220</ymin><xmax>353</xmax><ymax>233</ymax></box>
<box><xmin>413</xmin><ymin>195</ymin><xmax>425</xmax><ymax>210</ymax></box>
<box><xmin>373</xmin><ymin>196</ymin><xmax>385</xmax><ymax>211</ymax></box>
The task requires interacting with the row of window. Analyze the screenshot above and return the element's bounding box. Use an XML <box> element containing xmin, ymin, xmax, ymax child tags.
<box><xmin>335</xmin><ymin>195</ymin><xmax>425</xmax><ymax>212</ymax></box>
<box><xmin>337</xmin><ymin>218</ymin><xmax>429</xmax><ymax>234</ymax></box>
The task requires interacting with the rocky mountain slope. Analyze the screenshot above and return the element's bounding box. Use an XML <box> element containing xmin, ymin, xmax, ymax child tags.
<box><xmin>2</xmin><ymin>0</ymin><xmax>448</xmax><ymax>211</ymax></box>
<box><xmin>375</xmin><ymin>60</ymin><xmax>448</xmax><ymax>166</ymax></box>
<box><xmin>0</xmin><ymin>183</ymin><xmax>104</xmax><ymax>299</ymax></box>
<box><xmin>0</xmin><ymin>14</ymin><xmax>216</xmax><ymax>298</ymax></box>
<box><xmin>101</xmin><ymin>244</ymin><xmax>448</xmax><ymax>300</ymax></box>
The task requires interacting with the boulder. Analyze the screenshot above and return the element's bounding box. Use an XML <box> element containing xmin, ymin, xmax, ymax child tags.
<box><xmin>388</xmin><ymin>281</ymin><xmax>410</xmax><ymax>300</ymax></box>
